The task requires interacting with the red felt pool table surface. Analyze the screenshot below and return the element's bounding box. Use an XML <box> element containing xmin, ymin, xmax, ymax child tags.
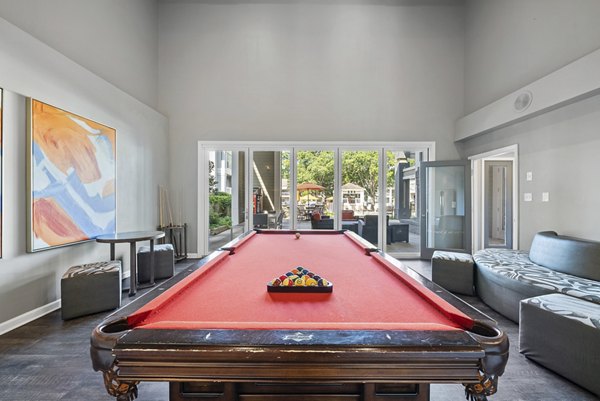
<box><xmin>128</xmin><ymin>230</ymin><xmax>474</xmax><ymax>331</ymax></box>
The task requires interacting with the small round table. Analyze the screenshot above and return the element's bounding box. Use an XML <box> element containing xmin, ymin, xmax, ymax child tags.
<box><xmin>96</xmin><ymin>231</ymin><xmax>165</xmax><ymax>296</ymax></box>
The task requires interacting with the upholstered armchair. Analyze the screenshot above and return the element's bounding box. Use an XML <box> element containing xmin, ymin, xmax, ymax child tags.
<box><xmin>361</xmin><ymin>215</ymin><xmax>391</xmax><ymax>245</ymax></box>
<box><xmin>310</xmin><ymin>210</ymin><xmax>334</xmax><ymax>229</ymax></box>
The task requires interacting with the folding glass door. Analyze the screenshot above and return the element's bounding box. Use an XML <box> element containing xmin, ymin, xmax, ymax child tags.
<box><xmin>206</xmin><ymin>149</ymin><xmax>247</xmax><ymax>252</ymax></box>
<box><xmin>250</xmin><ymin>150</ymin><xmax>291</xmax><ymax>230</ymax></box>
<box><xmin>295</xmin><ymin>150</ymin><xmax>335</xmax><ymax>230</ymax></box>
<box><xmin>200</xmin><ymin>142</ymin><xmax>435</xmax><ymax>256</ymax></box>
<box><xmin>419</xmin><ymin>160</ymin><xmax>471</xmax><ymax>259</ymax></box>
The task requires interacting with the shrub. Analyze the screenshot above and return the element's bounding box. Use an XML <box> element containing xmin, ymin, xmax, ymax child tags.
<box><xmin>209</xmin><ymin>192</ymin><xmax>232</xmax><ymax>229</ymax></box>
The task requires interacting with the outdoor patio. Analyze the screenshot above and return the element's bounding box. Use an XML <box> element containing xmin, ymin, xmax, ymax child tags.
<box><xmin>209</xmin><ymin>219</ymin><xmax>420</xmax><ymax>256</ymax></box>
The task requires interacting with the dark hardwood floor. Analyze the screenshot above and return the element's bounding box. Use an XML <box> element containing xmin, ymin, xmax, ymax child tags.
<box><xmin>0</xmin><ymin>259</ymin><xmax>596</xmax><ymax>401</ymax></box>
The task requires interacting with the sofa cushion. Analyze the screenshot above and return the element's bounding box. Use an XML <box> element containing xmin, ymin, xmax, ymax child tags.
<box><xmin>139</xmin><ymin>243</ymin><xmax>174</xmax><ymax>253</ymax></box>
<box><xmin>522</xmin><ymin>293</ymin><xmax>600</xmax><ymax>329</ymax></box>
<box><xmin>474</xmin><ymin>248</ymin><xmax>600</xmax><ymax>305</ymax></box>
<box><xmin>529</xmin><ymin>231</ymin><xmax>600</xmax><ymax>282</ymax></box>
<box><xmin>519</xmin><ymin>294</ymin><xmax>600</xmax><ymax>396</ymax></box>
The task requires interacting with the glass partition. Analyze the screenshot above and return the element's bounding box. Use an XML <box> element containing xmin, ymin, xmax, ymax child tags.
<box><xmin>341</xmin><ymin>150</ymin><xmax>380</xmax><ymax>243</ymax></box>
<box><xmin>208</xmin><ymin>150</ymin><xmax>246</xmax><ymax>252</ymax></box>
<box><xmin>251</xmin><ymin>150</ymin><xmax>291</xmax><ymax>230</ymax></box>
<box><xmin>384</xmin><ymin>150</ymin><xmax>420</xmax><ymax>255</ymax></box>
<box><xmin>296</xmin><ymin>150</ymin><xmax>335</xmax><ymax>230</ymax></box>
<box><xmin>419</xmin><ymin>160</ymin><xmax>471</xmax><ymax>258</ymax></box>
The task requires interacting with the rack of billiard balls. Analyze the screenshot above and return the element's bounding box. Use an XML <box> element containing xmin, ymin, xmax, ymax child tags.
<box><xmin>267</xmin><ymin>266</ymin><xmax>332</xmax><ymax>293</ymax></box>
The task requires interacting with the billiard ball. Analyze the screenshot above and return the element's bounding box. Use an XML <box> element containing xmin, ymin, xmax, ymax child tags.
<box><xmin>305</xmin><ymin>277</ymin><xmax>317</xmax><ymax>286</ymax></box>
<box><xmin>318</xmin><ymin>278</ymin><xmax>329</xmax><ymax>287</ymax></box>
<box><xmin>270</xmin><ymin>278</ymin><xmax>281</xmax><ymax>286</ymax></box>
<box><xmin>295</xmin><ymin>232</ymin><xmax>301</xmax><ymax>239</ymax></box>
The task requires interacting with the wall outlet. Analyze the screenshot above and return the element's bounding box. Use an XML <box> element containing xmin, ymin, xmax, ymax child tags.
<box><xmin>526</xmin><ymin>171</ymin><xmax>533</xmax><ymax>181</ymax></box>
<box><xmin>542</xmin><ymin>192</ymin><xmax>549</xmax><ymax>202</ymax></box>
<box><xmin>524</xmin><ymin>193</ymin><xmax>533</xmax><ymax>202</ymax></box>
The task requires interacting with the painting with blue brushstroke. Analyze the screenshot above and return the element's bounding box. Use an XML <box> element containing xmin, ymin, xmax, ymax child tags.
<box><xmin>27</xmin><ymin>99</ymin><xmax>116</xmax><ymax>252</ymax></box>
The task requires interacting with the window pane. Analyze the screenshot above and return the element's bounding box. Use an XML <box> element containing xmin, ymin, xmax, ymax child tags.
<box><xmin>252</xmin><ymin>151</ymin><xmax>290</xmax><ymax>230</ymax></box>
<box><xmin>208</xmin><ymin>150</ymin><xmax>245</xmax><ymax>251</ymax></box>
<box><xmin>296</xmin><ymin>151</ymin><xmax>334</xmax><ymax>230</ymax></box>
<box><xmin>425</xmin><ymin>165</ymin><xmax>466</xmax><ymax>250</ymax></box>
<box><xmin>341</xmin><ymin>150</ymin><xmax>379</xmax><ymax>244</ymax></box>
<box><xmin>385</xmin><ymin>150</ymin><xmax>420</xmax><ymax>254</ymax></box>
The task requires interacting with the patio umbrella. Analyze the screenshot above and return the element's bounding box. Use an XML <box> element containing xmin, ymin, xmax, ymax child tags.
<box><xmin>297</xmin><ymin>182</ymin><xmax>325</xmax><ymax>203</ymax></box>
<box><xmin>297</xmin><ymin>182</ymin><xmax>325</xmax><ymax>191</ymax></box>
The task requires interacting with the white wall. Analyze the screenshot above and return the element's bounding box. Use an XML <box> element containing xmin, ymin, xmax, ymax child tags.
<box><xmin>0</xmin><ymin>16</ymin><xmax>168</xmax><ymax>327</ymax></box>
<box><xmin>460</xmin><ymin>0</ymin><xmax>600</xmax><ymax>248</ymax></box>
<box><xmin>0</xmin><ymin>0</ymin><xmax>159</xmax><ymax>108</ymax></box>
<box><xmin>158</xmin><ymin>0</ymin><xmax>465</xmax><ymax>252</ymax></box>
<box><xmin>464</xmin><ymin>0</ymin><xmax>600</xmax><ymax>113</ymax></box>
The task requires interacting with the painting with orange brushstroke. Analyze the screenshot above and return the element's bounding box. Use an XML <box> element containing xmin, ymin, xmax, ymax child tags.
<box><xmin>0</xmin><ymin>88</ymin><xmax>3</xmax><ymax>257</ymax></box>
<box><xmin>28</xmin><ymin>99</ymin><xmax>116</xmax><ymax>251</ymax></box>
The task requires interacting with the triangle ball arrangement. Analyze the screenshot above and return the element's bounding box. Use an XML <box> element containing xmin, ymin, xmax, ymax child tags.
<box><xmin>267</xmin><ymin>266</ymin><xmax>333</xmax><ymax>293</ymax></box>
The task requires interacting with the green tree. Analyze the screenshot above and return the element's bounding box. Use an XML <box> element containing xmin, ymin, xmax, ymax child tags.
<box><xmin>281</xmin><ymin>151</ymin><xmax>290</xmax><ymax>181</ymax></box>
<box><xmin>296</xmin><ymin>151</ymin><xmax>335</xmax><ymax>196</ymax></box>
<box><xmin>208</xmin><ymin>160</ymin><xmax>217</xmax><ymax>194</ymax></box>
<box><xmin>286</xmin><ymin>150</ymin><xmax>405</xmax><ymax>202</ymax></box>
<box><xmin>341</xmin><ymin>151</ymin><xmax>396</xmax><ymax>202</ymax></box>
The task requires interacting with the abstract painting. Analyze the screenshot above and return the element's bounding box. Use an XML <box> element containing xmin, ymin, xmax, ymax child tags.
<box><xmin>0</xmin><ymin>88</ymin><xmax>3</xmax><ymax>257</ymax></box>
<box><xmin>27</xmin><ymin>99</ymin><xmax>116</xmax><ymax>252</ymax></box>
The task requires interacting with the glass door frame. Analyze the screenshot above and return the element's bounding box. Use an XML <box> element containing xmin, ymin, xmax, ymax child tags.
<box><xmin>249</xmin><ymin>147</ymin><xmax>293</xmax><ymax>230</ymax></box>
<box><xmin>199</xmin><ymin>144</ymin><xmax>252</xmax><ymax>254</ymax></box>
<box><xmin>198</xmin><ymin>141</ymin><xmax>435</xmax><ymax>256</ymax></box>
<box><xmin>419</xmin><ymin>160</ymin><xmax>471</xmax><ymax>259</ymax></box>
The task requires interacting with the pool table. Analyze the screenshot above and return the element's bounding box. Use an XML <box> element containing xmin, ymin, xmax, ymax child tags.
<box><xmin>91</xmin><ymin>230</ymin><xmax>508</xmax><ymax>401</ymax></box>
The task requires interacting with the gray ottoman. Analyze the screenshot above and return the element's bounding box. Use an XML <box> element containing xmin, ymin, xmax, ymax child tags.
<box><xmin>431</xmin><ymin>251</ymin><xmax>475</xmax><ymax>295</ymax></box>
<box><xmin>520</xmin><ymin>294</ymin><xmax>600</xmax><ymax>396</ymax></box>
<box><xmin>61</xmin><ymin>261</ymin><xmax>122</xmax><ymax>320</ymax></box>
<box><xmin>137</xmin><ymin>243</ymin><xmax>174</xmax><ymax>283</ymax></box>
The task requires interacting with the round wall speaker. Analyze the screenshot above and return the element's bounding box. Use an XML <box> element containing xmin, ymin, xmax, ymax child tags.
<box><xmin>514</xmin><ymin>91</ymin><xmax>533</xmax><ymax>112</ymax></box>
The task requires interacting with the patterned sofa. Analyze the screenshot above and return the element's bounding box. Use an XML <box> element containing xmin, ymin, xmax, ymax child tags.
<box><xmin>473</xmin><ymin>231</ymin><xmax>600</xmax><ymax>322</ymax></box>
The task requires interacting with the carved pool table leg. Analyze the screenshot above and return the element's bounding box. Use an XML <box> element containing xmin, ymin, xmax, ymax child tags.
<box><xmin>464</xmin><ymin>370</ymin><xmax>499</xmax><ymax>401</ymax></box>
<box><xmin>102</xmin><ymin>364</ymin><xmax>139</xmax><ymax>401</ymax></box>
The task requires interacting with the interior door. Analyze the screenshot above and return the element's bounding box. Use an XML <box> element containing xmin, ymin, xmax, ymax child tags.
<box><xmin>419</xmin><ymin>160</ymin><xmax>471</xmax><ymax>259</ymax></box>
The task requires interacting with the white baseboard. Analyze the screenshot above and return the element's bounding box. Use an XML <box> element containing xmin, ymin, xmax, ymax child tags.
<box><xmin>0</xmin><ymin>299</ymin><xmax>62</xmax><ymax>335</ymax></box>
<box><xmin>186</xmin><ymin>253</ymin><xmax>203</xmax><ymax>259</ymax></box>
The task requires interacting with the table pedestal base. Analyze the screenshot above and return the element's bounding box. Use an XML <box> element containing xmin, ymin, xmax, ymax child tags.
<box><xmin>170</xmin><ymin>382</ymin><xmax>429</xmax><ymax>401</ymax></box>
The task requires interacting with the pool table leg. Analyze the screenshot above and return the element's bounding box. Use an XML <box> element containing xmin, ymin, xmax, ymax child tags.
<box><xmin>149</xmin><ymin>239</ymin><xmax>156</xmax><ymax>286</ymax></box>
<box><xmin>129</xmin><ymin>241</ymin><xmax>137</xmax><ymax>296</ymax></box>
<box><xmin>102</xmin><ymin>365</ymin><xmax>139</xmax><ymax>401</ymax></box>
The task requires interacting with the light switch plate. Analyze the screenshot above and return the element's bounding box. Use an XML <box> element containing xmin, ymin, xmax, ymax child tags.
<box><xmin>524</xmin><ymin>193</ymin><xmax>533</xmax><ymax>202</ymax></box>
<box><xmin>542</xmin><ymin>192</ymin><xmax>549</xmax><ymax>202</ymax></box>
<box><xmin>526</xmin><ymin>171</ymin><xmax>533</xmax><ymax>181</ymax></box>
